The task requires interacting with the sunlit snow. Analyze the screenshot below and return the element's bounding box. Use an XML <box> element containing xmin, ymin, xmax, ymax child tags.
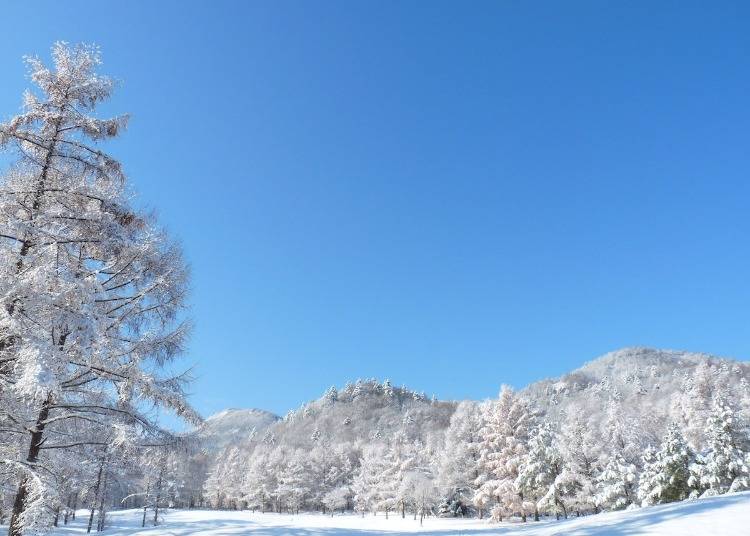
<box><xmin>38</xmin><ymin>491</ymin><xmax>750</xmax><ymax>536</ymax></box>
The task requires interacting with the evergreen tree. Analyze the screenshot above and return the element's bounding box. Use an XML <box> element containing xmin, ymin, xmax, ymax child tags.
<box><xmin>516</xmin><ymin>422</ymin><xmax>561</xmax><ymax>521</ymax></box>
<box><xmin>637</xmin><ymin>423</ymin><xmax>694</xmax><ymax>506</ymax></box>
<box><xmin>596</xmin><ymin>452</ymin><xmax>637</xmax><ymax>510</ymax></box>
<box><xmin>691</xmin><ymin>397</ymin><xmax>749</xmax><ymax>496</ymax></box>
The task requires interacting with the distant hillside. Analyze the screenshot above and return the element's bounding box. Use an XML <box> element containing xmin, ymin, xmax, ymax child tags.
<box><xmin>262</xmin><ymin>379</ymin><xmax>456</xmax><ymax>449</ymax></box>
<box><xmin>198</xmin><ymin>348</ymin><xmax>749</xmax><ymax>454</ymax></box>
<box><xmin>523</xmin><ymin>347</ymin><xmax>750</xmax><ymax>448</ymax></box>
<box><xmin>194</xmin><ymin>408</ymin><xmax>280</xmax><ymax>451</ymax></box>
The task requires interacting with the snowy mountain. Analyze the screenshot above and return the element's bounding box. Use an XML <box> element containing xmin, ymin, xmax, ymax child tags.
<box><xmin>523</xmin><ymin>346</ymin><xmax>749</xmax><ymax>448</ymax></box>
<box><xmin>199</xmin><ymin>348</ymin><xmax>747</xmax><ymax>454</ymax></box>
<box><xmin>193</xmin><ymin>408</ymin><xmax>280</xmax><ymax>451</ymax></box>
<box><xmin>263</xmin><ymin>380</ymin><xmax>455</xmax><ymax>449</ymax></box>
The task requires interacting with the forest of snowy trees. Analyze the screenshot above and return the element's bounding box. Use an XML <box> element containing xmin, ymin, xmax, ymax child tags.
<box><xmin>1</xmin><ymin>43</ymin><xmax>750</xmax><ymax>536</ymax></box>
<box><xmin>201</xmin><ymin>351</ymin><xmax>750</xmax><ymax>526</ymax></box>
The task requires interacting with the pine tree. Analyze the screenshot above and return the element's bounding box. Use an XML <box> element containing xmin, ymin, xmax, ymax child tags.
<box><xmin>691</xmin><ymin>396</ymin><xmax>749</xmax><ymax>496</ymax></box>
<box><xmin>516</xmin><ymin>422</ymin><xmax>560</xmax><ymax>521</ymax></box>
<box><xmin>595</xmin><ymin>452</ymin><xmax>637</xmax><ymax>510</ymax></box>
<box><xmin>637</xmin><ymin>423</ymin><xmax>694</xmax><ymax>506</ymax></box>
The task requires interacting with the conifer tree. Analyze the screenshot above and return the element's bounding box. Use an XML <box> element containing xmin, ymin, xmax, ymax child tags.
<box><xmin>0</xmin><ymin>42</ymin><xmax>198</xmax><ymax>536</ymax></box>
<box><xmin>474</xmin><ymin>386</ymin><xmax>534</xmax><ymax>522</ymax></box>
<box><xmin>691</xmin><ymin>397</ymin><xmax>749</xmax><ymax>496</ymax></box>
<box><xmin>595</xmin><ymin>453</ymin><xmax>637</xmax><ymax>510</ymax></box>
<box><xmin>637</xmin><ymin>423</ymin><xmax>694</xmax><ymax>506</ymax></box>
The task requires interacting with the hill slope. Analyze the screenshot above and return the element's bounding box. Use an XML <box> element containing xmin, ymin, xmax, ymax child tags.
<box><xmin>522</xmin><ymin>346</ymin><xmax>749</xmax><ymax>448</ymax></box>
<box><xmin>194</xmin><ymin>408</ymin><xmax>280</xmax><ymax>451</ymax></box>
<box><xmin>262</xmin><ymin>379</ymin><xmax>455</xmax><ymax>449</ymax></box>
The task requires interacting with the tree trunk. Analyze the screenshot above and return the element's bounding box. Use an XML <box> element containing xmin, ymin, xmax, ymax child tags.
<box><xmin>87</xmin><ymin>457</ymin><xmax>106</xmax><ymax>534</ymax></box>
<box><xmin>8</xmin><ymin>396</ymin><xmax>52</xmax><ymax>536</ymax></box>
<box><xmin>4</xmin><ymin>116</ymin><xmax>65</xmax><ymax>535</ymax></box>
<box><xmin>96</xmin><ymin>471</ymin><xmax>109</xmax><ymax>532</ymax></box>
<box><xmin>142</xmin><ymin>481</ymin><xmax>150</xmax><ymax>527</ymax></box>
<box><xmin>153</xmin><ymin>471</ymin><xmax>163</xmax><ymax>526</ymax></box>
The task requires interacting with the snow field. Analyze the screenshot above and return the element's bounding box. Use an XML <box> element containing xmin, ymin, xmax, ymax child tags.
<box><xmin>39</xmin><ymin>490</ymin><xmax>750</xmax><ymax>536</ymax></box>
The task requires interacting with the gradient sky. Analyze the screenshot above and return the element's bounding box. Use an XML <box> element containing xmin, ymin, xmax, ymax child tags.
<box><xmin>1</xmin><ymin>1</ymin><xmax>749</xmax><ymax>420</ymax></box>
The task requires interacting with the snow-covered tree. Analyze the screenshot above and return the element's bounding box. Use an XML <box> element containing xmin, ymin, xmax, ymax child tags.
<box><xmin>0</xmin><ymin>42</ymin><xmax>199</xmax><ymax>536</ymax></box>
<box><xmin>690</xmin><ymin>396</ymin><xmax>749</xmax><ymax>496</ymax></box>
<box><xmin>378</xmin><ymin>430</ymin><xmax>417</xmax><ymax>518</ymax></box>
<box><xmin>436</xmin><ymin>401</ymin><xmax>482</xmax><ymax>517</ymax></box>
<box><xmin>400</xmin><ymin>469</ymin><xmax>438</xmax><ymax>526</ymax></box>
<box><xmin>596</xmin><ymin>453</ymin><xmax>637</xmax><ymax>510</ymax></box>
<box><xmin>517</xmin><ymin>422</ymin><xmax>569</xmax><ymax>521</ymax></box>
<box><xmin>277</xmin><ymin>450</ymin><xmax>311</xmax><ymax>514</ymax></box>
<box><xmin>559</xmin><ymin>414</ymin><xmax>602</xmax><ymax>515</ymax></box>
<box><xmin>637</xmin><ymin>423</ymin><xmax>694</xmax><ymax>506</ymax></box>
<box><xmin>474</xmin><ymin>386</ymin><xmax>534</xmax><ymax>521</ymax></box>
<box><xmin>352</xmin><ymin>445</ymin><xmax>386</xmax><ymax>517</ymax></box>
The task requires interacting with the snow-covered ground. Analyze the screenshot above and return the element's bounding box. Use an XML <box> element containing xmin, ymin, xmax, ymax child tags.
<box><xmin>36</xmin><ymin>492</ymin><xmax>750</xmax><ymax>536</ymax></box>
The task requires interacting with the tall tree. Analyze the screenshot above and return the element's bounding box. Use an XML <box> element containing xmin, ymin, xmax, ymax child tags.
<box><xmin>474</xmin><ymin>386</ymin><xmax>534</xmax><ymax>522</ymax></box>
<box><xmin>559</xmin><ymin>413</ymin><xmax>602</xmax><ymax>515</ymax></box>
<box><xmin>436</xmin><ymin>401</ymin><xmax>482</xmax><ymax>517</ymax></box>
<box><xmin>0</xmin><ymin>42</ymin><xmax>199</xmax><ymax>535</ymax></box>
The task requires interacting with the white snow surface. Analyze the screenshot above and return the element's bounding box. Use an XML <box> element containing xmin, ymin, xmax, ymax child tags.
<box><xmin>38</xmin><ymin>491</ymin><xmax>750</xmax><ymax>535</ymax></box>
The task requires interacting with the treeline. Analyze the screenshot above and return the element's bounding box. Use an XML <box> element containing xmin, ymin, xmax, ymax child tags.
<box><xmin>205</xmin><ymin>364</ymin><xmax>750</xmax><ymax>524</ymax></box>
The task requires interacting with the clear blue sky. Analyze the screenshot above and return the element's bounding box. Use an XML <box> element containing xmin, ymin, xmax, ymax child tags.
<box><xmin>2</xmin><ymin>1</ymin><xmax>749</xmax><ymax>419</ymax></box>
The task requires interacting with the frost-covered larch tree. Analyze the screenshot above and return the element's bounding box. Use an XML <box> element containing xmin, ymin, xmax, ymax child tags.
<box><xmin>474</xmin><ymin>386</ymin><xmax>534</xmax><ymax>522</ymax></box>
<box><xmin>559</xmin><ymin>414</ymin><xmax>602</xmax><ymax>515</ymax></box>
<box><xmin>436</xmin><ymin>400</ymin><xmax>482</xmax><ymax>517</ymax></box>
<box><xmin>352</xmin><ymin>445</ymin><xmax>386</xmax><ymax>517</ymax></box>
<box><xmin>0</xmin><ymin>42</ymin><xmax>199</xmax><ymax>535</ymax></box>
<box><xmin>378</xmin><ymin>430</ymin><xmax>415</xmax><ymax>518</ymax></box>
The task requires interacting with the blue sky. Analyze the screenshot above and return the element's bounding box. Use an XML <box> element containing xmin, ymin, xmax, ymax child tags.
<box><xmin>1</xmin><ymin>1</ymin><xmax>749</xmax><ymax>420</ymax></box>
